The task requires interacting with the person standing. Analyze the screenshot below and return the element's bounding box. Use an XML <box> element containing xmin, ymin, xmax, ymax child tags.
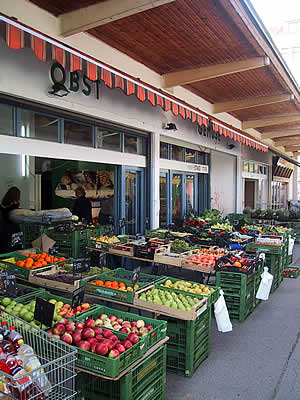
<box><xmin>73</xmin><ymin>186</ymin><xmax>93</xmax><ymax>224</ymax></box>
<box><xmin>0</xmin><ymin>187</ymin><xmax>23</xmax><ymax>253</ymax></box>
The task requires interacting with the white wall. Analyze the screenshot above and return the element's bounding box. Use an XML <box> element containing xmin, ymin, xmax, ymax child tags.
<box><xmin>0</xmin><ymin>154</ymin><xmax>35</xmax><ymax>209</ymax></box>
<box><xmin>210</xmin><ymin>151</ymin><xmax>236</xmax><ymax>216</ymax></box>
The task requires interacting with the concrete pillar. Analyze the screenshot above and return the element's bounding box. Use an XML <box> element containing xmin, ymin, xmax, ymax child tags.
<box><xmin>236</xmin><ymin>156</ymin><xmax>242</xmax><ymax>213</ymax></box>
<box><xmin>150</xmin><ymin>132</ymin><xmax>160</xmax><ymax>229</ymax></box>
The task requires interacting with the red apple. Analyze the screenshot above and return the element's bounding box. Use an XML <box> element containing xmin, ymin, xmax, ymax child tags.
<box><xmin>72</xmin><ymin>331</ymin><xmax>83</xmax><ymax>344</ymax></box>
<box><xmin>96</xmin><ymin>334</ymin><xmax>104</xmax><ymax>341</ymax></box>
<box><xmin>75</xmin><ymin>321</ymin><xmax>85</xmax><ymax>329</ymax></box>
<box><xmin>139</xmin><ymin>327</ymin><xmax>148</xmax><ymax>335</ymax></box>
<box><xmin>116</xmin><ymin>318</ymin><xmax>123</xmax><ymax>325</ymax></box>
<box><xmin>115</xmin><ymin>343</ymin><xmax>125</xmax><ymax>353</ymax></box>
<box><xmin>120</xmin><ymin>327</ymin><xmax>130</xmax><ymax>334</ymax></box>
<box><xmin>91</xmin><ymin>343</ymin><xmax>97</xmax><ymax>353</ymax></box>
<box><xmin>105</xmin><ymin>339</ymin><xmax>114</xmax><ymax>351</ymax></box>
<box><xmin>111</xmin><ymin>323</ymin><xmax>121</xmax><ymax>331</ymax></box>
<box><xmin>103</xmin><ymin>329</ymin><xmax>113</xmax><ymax>338</ymax></box>
<box><xmin>127</xmin><ymin>333</ymin><xmax>139</xmax><ymax>344</ymax></box>
<box><xmin>88</xmin><ymin>338</ymin><xmax>98</xmax><ymax>345</ymax></box>
<box><xmin>100</xmin><ymin>314</ymin><xmax>108</xmax><ymax>320</ymax></box>
<box><xmin>108</xmin><ymin>349</ymin><xmax>120</xmax><ymax>358</ymax></box>
<box><xmin>94</xmin><ymin>318</ymin><xmax>103</xmax><ymax>326</ymax></box>
<box><xmin>131</xmin><ymin>327</ymin><xmax>139</xmax><ymax>333</ymax></box>
<box><xmin>131</xmin><ymin>321</ymin><xmax>137</xmax><ymax>328</ymax></box>
<box><xmin>61</xmin><ymin>333</ymin><xmax>73</xmax><ymax>345</ymax></box>
<box><xmin>52</xmin><ymin>323</ymin><xmax>65</xmax><ymax>336</ymax></box>
<box><xmin>59</xmin><ymin>318</ymin><xmax>68</xmax><ymax>325</ymax></box>
<box><xmin>65</xmin><ymin>322</ymin><xmax>76</xmax><ymax>333</ymax></box>
<box><xmin>109</xmin><ymin>334</ymin><xmax>118</xmax><ymax>342</ymax></box>
<box><xmin>95</xmin><ymin>343</ymin><xmax>108</xmax><ymax>356</ymax></box>
<box><xmin>123</xmin><ymin>340</ymin><xmax>132</xmax><ymax>349</ymax></box>
<box><xmin>109</xmin><ymin>315</ymin><xmax>117</xmax><ymax>322</ymax></box>
<box><xmin>82</xmin><ymin>328</ymin><xmax>95</xmax><ymax>340</ymax></box>
<box><xmin>94</xmin><ymin>327</ymin><xmax>103</xmax><ymax>335</ymax></box>
<box><xmin>84</xmin><ymin>319</ymin><xmax>95</xmax><ymax>329</ymax></box>
<box><xmin>78</xmin><ymin>341</ymin><xmax>90</xmax><ymax>351</ymax></box>
<box><xmin>122</xmin><ymin>322</ymin><xmax>131</xmax><ymax>329</ymax></box>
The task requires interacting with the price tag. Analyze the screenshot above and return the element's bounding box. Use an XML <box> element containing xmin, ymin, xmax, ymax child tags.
<box><xmin>0</xmin><ymin>273</ymin><xmax>16</xmax><ymax>297</ymax></box>
<box><xmin>73</xmin><ymin>257</ymin><xmax>90</xmax><ymax>274</ymax></box>
<box><xmin>34</xmin><ymin>298</ymin><xmax>55</xmax><ymax>327</ymax></box>
<box><xmin>131</xmin><ymin>267</ymin><xmax>141</xmax><ymax>286</ymax></box>
<box><xmin>72</xmin><ymin>286</ymin><xmax>85</xmax><ymax>309</ymax></box>
<box><xmin>9</xmin><ymin>232</ymin><xmax>23</xmax><ymax>249</ymax></box>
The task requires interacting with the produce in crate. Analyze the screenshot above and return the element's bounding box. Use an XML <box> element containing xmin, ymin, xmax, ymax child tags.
<box><xmin>210</xmin><ymin>222</ymin><xmax>233</xmax><ymax>232</ymax></box>
<box><xmin>83</xmin><ymin>312</ymin><xmax>154</xmax><ymax>336</ymax></box>
<box><xmin>91</xmin><ymin>235</ymin><xmax>120</xmax><ymax>244</ymax></box>
<box><xmin>0</xmin><ymin>287</ymin><xmax>33</xmax><ymax>298</ymax></box>
<box><xmin>49</xmin><ymin>318</ymin><xmax>139</xmax><ymax>358</ymax></box>
<box><xmin>15</xmin><ymin>252</ymin><xmax>66</xmax><ymax>269</ymax></box>
<box><xmin>161</xmin><ymin>280</ymin><xmax>214</xmax><ymax>296</ymax></box>
<box><xmin>0</xmin><ymin>297</ymin><xmax>91</xmax><ymax>324</ymax></box>
<box><xmin>170</xmin><ymin>239</ymin><xmax>191</xmax><ymax>253</ymax></box>
<box><xmin>184</xmin><ymin>248</ymin><xmax>225</xmax><ymax>269</ymax></box>
<box><xmin>139</xmin><ymin>288</ymin><xmax>201</xmax><ymax>311</ymax></box>
<box><xmin>90</xmin><ymin>280</ymin><xmax>139</xmax><ymax>291</ymax></box>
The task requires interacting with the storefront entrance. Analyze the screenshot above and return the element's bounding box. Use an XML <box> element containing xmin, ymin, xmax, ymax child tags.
<box><xmin>244</xmin><ymin>179</ymin><xmax>255</xmax><ymax>209</ymax></box>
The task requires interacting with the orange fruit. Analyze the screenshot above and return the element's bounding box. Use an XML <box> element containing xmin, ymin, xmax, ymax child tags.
<box><xmin>105</xmin><ymin>281</ymin><xmax>112</xmax><ymax>288</ymax></box>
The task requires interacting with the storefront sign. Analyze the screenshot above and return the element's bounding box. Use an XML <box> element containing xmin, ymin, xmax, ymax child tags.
<box><xmin>50</xmin><ymin>62</ymin><xmax>101</xmax><ymax>100</ymax></box>
<box><xmin>197</xmin><ymin>123</ymin><xmax>220</xmax><ymax>142</ymax></box>
<box><xmin>190</xmin><ymin>164</ymin><xmax>209</xmax><ymax>173</ymax></box>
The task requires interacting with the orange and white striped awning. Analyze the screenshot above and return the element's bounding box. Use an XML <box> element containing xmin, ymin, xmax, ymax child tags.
<box><xmin>0</xmin><ymin>14</ymin><xmax>268</xmax><ymax>152</ymax></box>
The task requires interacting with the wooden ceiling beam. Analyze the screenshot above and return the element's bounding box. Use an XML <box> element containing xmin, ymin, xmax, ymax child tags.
<box><xmin>59</xmin><ymin>0</ymin><xmax>176</xmax><ymax>37</ymax></box>
<box><xmin>212</xmin><ymin>94</ymin><xmax>293</xmax><ymax>114</ymax></box>
<box><xmin>161</xmin><ymin>57</ymin><xmax>270</xmax><ymax>88</ymax></box>
<box><xmin>285</xmin><ymin>145</ymin><xmax>300</xmax><ymax>152</ymax></box>
<box><xmin>274</xmin><ymin>138</ymin><xmax>300</xmax><ymax>146</ymax></box>
<box><xmin>242</xmin><ymin>114</ymin><xmax>300</xmax><ymax>129</ymax></box>
<box><xmin>261</xmin><ymin>129</ymin><xmax>300</xmax><ymax>139</ymax></box>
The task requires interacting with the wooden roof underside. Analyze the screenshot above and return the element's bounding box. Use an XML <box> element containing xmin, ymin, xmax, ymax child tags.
<box><xmin>29</xmin><ymin>0</ymin><xmax>300</xmax><ymax>155</ymax></box>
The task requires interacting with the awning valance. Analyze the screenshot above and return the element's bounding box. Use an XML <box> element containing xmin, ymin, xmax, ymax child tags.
<box><xmin>0</xmin><ymin>14</ymin><xmax>268</xmax><ymax>152</ymax></box>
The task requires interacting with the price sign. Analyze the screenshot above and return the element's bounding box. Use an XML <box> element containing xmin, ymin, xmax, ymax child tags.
<box><xmin>72</xmin><ymin>286</ymin><xmax>85</xmax><ymax>309</ymax></box>
<box><xmin>131</xmin><ymin>267</ymin><xmax>141</xmax><ymax>286</ymax></box>
<box><xmin>34</xmin><ymin>298</ymin><xmax>55</xmax><ymax>327</ymax></box>
<box><xmin>73</xmin><ymin>257</ymin><xmax>90</xmax><ymax>274</ymax></box>
<box><xmin>0</xmin><ymin>273</ymin><xmax>16</xmax><ymax>297</ymax></box>
<box><xmin>9</xmin><ymin>232</ymin><xmax>23</xmax><ymax>250</ymax></box>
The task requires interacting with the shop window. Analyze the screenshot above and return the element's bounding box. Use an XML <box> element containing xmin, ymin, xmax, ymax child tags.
<box><xmin>64</xmin><ymin>120</ymin><xmax>93</xmax><ymax>147</ymax></box>
<box><xmin>124</xmin><ymin>134</ymin><xmax>146</xmax><ymax>155</ymax></box>
<box><xmin>254</xmin><ymin>164</ymin><xmax>259</xmax><ymax>173</ymax></box>
<box><xmin>197</xmin><ymin>152</ymin><xmax>205</xmax><ymax>164</ymax></box>
<box><xmin>160</xmin><ymin>142</ymin><xmax>169</xmax><ymax>159</ymax></box>
<box><xmin>160</xmin><ymin>174</ymin><xmax>167</xmax><ymax>225</ymax></box>
<box><xmin>96</xmin><ymin>129</ymin><xmax>121</xmax><ymax>151</ymax></box>
<box><xmin>185</xmin><ymin>149</ymin><xmax>196</xmax><ymax>163</ymax></box>
<box><xmin>243</xmin><ymin>162</ymin><xmax>249</xmax><ymax>172</ymax></box>
<box><xmin>248</xmin><ymin>163</ymin><xmax>254</xmax><ymax>173</ymax></box>
<box><xmin>171</xmin><ymin>145</ymin><xmax>184</xmax><ymax>162</ymax></box>
<box><xmin>19</xmin><ymin>110</ymin><xmax>59</xmax><ymax>142</ymax></box>
<box><xmin>0</xmin><ymin>103</ymin><xmax>13</xmax><ymax>135</ymax></box>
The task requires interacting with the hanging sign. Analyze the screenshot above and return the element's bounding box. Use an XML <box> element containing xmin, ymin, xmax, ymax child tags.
<box><xmin>73</xmin><ymin>257</ymin><xmax>90</xmax><ymax>274</ymax></box>
<box><xmin>72</xmin><ymin>286</ymin><xmax>85</xmax><ymax>309</ymax></box>
<box><xmin>34</xmin><ymin>298</ymin><xmax>55</xmax><ymax>327</ymax></box>
<box><xmin>0</xmin><ymin>273</ymin><xmax>16</xmax><ymax>297</ymax></box>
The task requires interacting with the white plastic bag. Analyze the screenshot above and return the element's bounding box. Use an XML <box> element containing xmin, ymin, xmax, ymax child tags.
<box><xmin>288</xmin><ymin>236</ymin><xmax>295</xmax><ymax>256</ymax></box>
<box><xmin>214</xmin><ymin>290</ymin><xmax>232</xmax><ymax>333</ymax></box>
<box><xmin>256</xmin><ymin>267</ymin><xmax>273</xmax><ymax>300</ymax></box>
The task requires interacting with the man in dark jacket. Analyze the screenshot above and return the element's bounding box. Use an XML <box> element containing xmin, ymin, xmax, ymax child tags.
<box><xmin>73</xmin><ymin>187</ymin><xmax>93</xmax><ymax>224</ymax></box>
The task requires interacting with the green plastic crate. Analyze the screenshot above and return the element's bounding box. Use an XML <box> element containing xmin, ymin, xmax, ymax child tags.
<box><xmin>19</xmin><ymin>290</ymin><xmax>98</xmax><ymax>320</ymax></box>
<box><xmin>20</xmin><ymin>224</ymin><xmax>45</xmax><ymax>249</ymax></box>
<box><xmin>216</xmin><ymin>268</ymin><xmax>262</xmax><ymax>322</ymax></box>
<box><xmin>283</xmin><ymin>267</ymin><xmax>300</xmax><ymax>279</ymax></box>
<box><xmin>74</xmin><ymin>305</ymin><xmax>167</xmax><ymax>354</ymax></box>
<box><xmin>46</xmin><ymin>229</ymin><xmax>88</xmax><ymax>258</ymax></box>
<box><xmin>158</xmin><ymin>277</ymin><xmax>220</xmax><ymax>306</ymax></box>
<box><xmin>81</xmin><ymin>274</ymin><xmax>150</xmax><ymax>304</ymax></box>
<box><xmin>157</xmin><ymin>308</ymin><xmax>211</xmax><ymax>377</ymax></box>
<box><xmin>0</xmin><ymin>283</ymin><xmax>44</xmax><ymax>302</ymax></box>
<box><xmin>76</xmin><ymin>344</ymin><xmax>166</xmax><ymax>400</ymax></box>
<box><xmin>74</xmin><ymin>328</ymin><xmax>145</xmax><ymax>377</ymax></box>
<box><xmin>100</xmin><ymin>268</ymin><xmax>166</xmax><ymax>286</ymax></box>
<box><xmin>245</xmin><ymin>242</ymin><xmax>283</xmax><ymax>255</ymax></box>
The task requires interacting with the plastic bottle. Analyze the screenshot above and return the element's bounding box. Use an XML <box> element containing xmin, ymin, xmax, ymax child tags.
<box><xmin>0</xmin><ymin>324</ymin><xmax>10</xmax><ymax>340</ymax></box>
<box><xmin>0</xmin><ymin>350</ymin><xmax>45</xmax><ymax>400</ymax></box>
<box><xmin>8</xmin><ymin>327</ymin><xmax>24</xmax><ymax>352</ymax></box>
<box><xmin>17</xmin><ymin>344</ymin><xmax>51</xmax><ymax>393</ymax></box>
<box><xmin>0</xmin><ymin>349</ymin><xmax>10</xmax><ymax>398</ymax></box>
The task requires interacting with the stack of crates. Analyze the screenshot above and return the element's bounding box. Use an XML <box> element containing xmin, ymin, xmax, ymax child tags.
<box><xmin>20</xmin><ymin>224</ymin><xmax>45</xmax><ymax>249</ymax></box>
<box><xmin>246</xmin><ymin>242</ymin><xmax>283</xmax><ymax>293</ymax></box>
<box><xmin>76</xmin><ymin>344</ymin><xmax>166</xmax><ymax>400</ymax></box>
<box><xmin>157</xmin><ymin>308</ymin><xmax>211</xmax><ymax>377</ymax></box>
<box><xmin>45</xmin><ymin>228</ymin><xmax>88</xmax><ymax>258</ymax></box>
<box><xmin>216</xmin><ymin>268</ymin><xmax>261</xmax><ymax>323</ymax></box>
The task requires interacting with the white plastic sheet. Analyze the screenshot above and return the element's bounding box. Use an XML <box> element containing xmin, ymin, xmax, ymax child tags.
<box><xmin>256</xmin><ymin>267</ymin><xmax>273</xmax><ymax>301</ymax></box>
<box><xmin>214</xmin><ymin>290</ymin><xmax>232</xmax><ymax>333</ymax></box>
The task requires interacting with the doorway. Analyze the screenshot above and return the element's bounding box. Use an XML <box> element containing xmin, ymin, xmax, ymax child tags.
<box><xmin>244</xmin><ymin>179</ymin><xmax>255</xmax><ymax>209</ymax></box>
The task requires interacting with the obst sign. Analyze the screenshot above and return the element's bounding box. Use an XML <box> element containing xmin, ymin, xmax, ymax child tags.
<box><xmin>50</xmin><ymin>62</ymin><xmax>101</xmax><ymax>100</ymax></box>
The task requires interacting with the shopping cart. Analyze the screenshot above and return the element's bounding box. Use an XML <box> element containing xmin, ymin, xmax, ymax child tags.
<box><xmin>0</xmin><ymin>308</ymin><xmax>77</xmax><ymax>400</ymax></box>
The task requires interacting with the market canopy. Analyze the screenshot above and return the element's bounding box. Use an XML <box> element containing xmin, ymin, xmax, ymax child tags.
<box><xmin>26</xmin><ymin>0</ymin><xmax>300</xmax><ymax>157</ymax></box>
<box><xmin>0</xmin><ymin>12</ymin><xmax>268</xmax><ymax>152</ymax></box>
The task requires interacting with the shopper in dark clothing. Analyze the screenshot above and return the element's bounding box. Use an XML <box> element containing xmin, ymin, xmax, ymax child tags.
<box><xmin>0</xmin><ymin>187</ymin><xmax>23</xmax><ymax>253</ymax></box>
<box><xmin>98</xmin><ymin>195</ymin><xmax>114</xmax><ymax>225</ymax></box>
<box><xmin>73</xmin><ymin>187</ymin><xmax>93</xmax><ymax>224</ymax></box>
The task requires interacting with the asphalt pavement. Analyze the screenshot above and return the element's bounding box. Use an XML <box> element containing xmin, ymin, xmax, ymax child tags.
<box><xmin>166</xmin><ymin>246</ymin><xmax>300</xmax><ymax>400</ymax></box>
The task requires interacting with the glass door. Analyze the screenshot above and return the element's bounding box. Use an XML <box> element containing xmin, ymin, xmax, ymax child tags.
<box><xmin>118</xmin><ymin>167</ymin><xmax>145</xmax><ymax>235</ymax></box>
<box><xmin>159</xmin><ymin>173</ymin><xmax>168</xmax><ymax>226</ymax></box>
<box><xmin>172</xmin><ymin>173</ymin><xmax>183</xmax><ymax>225</ymax></box>
<box><xmin>186</xmin><ymin>174</ymin><xmax>195</xmax><ymax>215</ymax></box>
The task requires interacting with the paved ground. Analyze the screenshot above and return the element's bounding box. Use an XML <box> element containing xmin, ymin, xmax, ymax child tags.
<box><xmin>166</xmin><ymin>246</ymin><xmax>300</xmax><ymax>400</ymax></box>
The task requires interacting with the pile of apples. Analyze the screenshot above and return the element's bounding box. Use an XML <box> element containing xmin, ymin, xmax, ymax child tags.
<box><xmin>185</xmin><ymin>249</ymin><xmax>225</xmax><ymax>268</ymax></box>
<box><xmin>48</xmin><ymin>317</ymin><xmax>141</xmax><ymax>358</ymax></box>
<box><xmin>90</xmin><ymin>313</ymin><xmax>153</xmax><ymax>337</ymax></box>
